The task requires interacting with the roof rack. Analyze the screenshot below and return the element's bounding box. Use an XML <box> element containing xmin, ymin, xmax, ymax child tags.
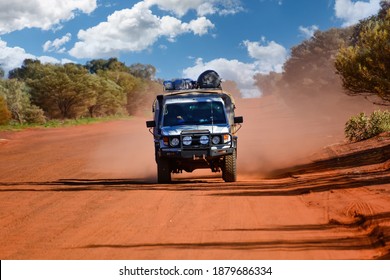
<box><xmin>163</xmin><ymin>79</ymin><xmax>196</xmax><ymax>91</ymax></box>
<box><xmin>163</xmin><ymin>70</ymin><xmax>222</xmax><ymax>92</ymax></box>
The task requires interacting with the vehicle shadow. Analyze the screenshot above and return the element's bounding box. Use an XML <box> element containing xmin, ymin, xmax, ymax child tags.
<box><xmin>0</xmin><ymin>177</ymin><xmax>232</xmax><ymax>192</ymax></box>
<box><xmin>0</xmin><ymin>168</ymin><xmax>389</xmax><ymax>194</ymax></box>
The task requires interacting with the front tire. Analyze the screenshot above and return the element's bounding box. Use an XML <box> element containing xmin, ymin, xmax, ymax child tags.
<box><xmin>222</xmin><ymin>149</ymin><xmax>237</xmax><ymax>182</ymax></box>
<box><xmin>157</xmin><ymin>157</ymin><xmax>171</xmax><ymax>184</ymax></box>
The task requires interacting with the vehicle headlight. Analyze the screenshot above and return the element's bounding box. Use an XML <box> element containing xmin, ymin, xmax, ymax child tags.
<box><xmin>223</xmin><ymin>134</ymin><xmax>231</xmax><ymax>143</ymax></box>
<box><xmin>182</xmin><ymin>136</ymin><xmax>192</xmax><ymax>145</ymax></box>
<box><xmin>211</xmin><ymin>135</ymin><xmax>220</xmax><ymax>145</ymax></box>
<box><xmin>200</xmin><ymin>135</ymin><xmax>209</xmax><ymax>145</ymax></box>
<box><xmin>170</xmin><ymin>137</ymin><xmax>180</xmax><ymax>147</ymax></box>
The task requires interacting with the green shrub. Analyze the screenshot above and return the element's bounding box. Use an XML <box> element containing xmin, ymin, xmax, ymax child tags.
<box><xmin>345</xmin><ymin>112</ymin><xmax>370</xmax><ymax>141</ymax></box>
<box><xmin>369</xmin><ymin>110</ymin><xmax>390</xmax><ymax>135</ymax></box>
<box><xmin>345</xmin><ymin>110</ymin><xmax>390</xmax><ymax>141</ymax></box>
<box><xmin>24</xmin><ymin>105</ymin><xmax>46</xmax><ymax>124</ymax></box>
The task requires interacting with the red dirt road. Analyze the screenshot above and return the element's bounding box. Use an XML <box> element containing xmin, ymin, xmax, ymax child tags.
<box><xmin>1</xmin><ymin>114</ymin><xmax>390</xmax><ymax>259</ymax></box>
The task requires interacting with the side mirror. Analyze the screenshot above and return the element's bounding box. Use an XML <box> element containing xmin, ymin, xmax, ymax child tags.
<box><xmin>234</xmin><ymin>116</ymin><xmax>243</xmax><ymax>124</ymax></box>
<box><xmin>146</xmin><ymin>120</ymin><xmax>156</xmax><ymax>128</ymax></box>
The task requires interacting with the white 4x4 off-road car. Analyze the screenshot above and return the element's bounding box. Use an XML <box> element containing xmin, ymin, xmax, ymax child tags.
<box><xmin>146</xmin><ymin>70</ymin><xmax>243</xmax><ymax>183</ymax></box>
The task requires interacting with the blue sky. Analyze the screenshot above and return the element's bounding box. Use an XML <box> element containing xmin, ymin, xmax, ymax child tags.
<box><xmin>0</xmin><ymin>0</ymin><xmax>384</xmax><ymax>97</ymax></box>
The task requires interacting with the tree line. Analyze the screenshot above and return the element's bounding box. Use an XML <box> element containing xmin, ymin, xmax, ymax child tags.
<box><xmin>0</xmin><ymin>58</ymin><xmax>161</xmax><ymax>125</ymax></box>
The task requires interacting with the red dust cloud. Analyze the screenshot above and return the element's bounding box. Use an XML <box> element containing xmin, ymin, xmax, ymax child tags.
<box><xmin>230</xmin><ymin>82</ymin><xmax>384</xmax><ymax>179</ymax></box>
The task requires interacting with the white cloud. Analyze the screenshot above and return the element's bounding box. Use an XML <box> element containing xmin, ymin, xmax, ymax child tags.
<box><xmin>183</xmin><ymin>37</ymin><xmax>288</xmax><ymax>98</ymax></box>
<box><xmin>0</xmin><ymin>40</ymin><xmax>34</xmax><ymax>73</ymax></box>
<box><xmin>185</xmin><ymin>17</ymin><xmax>215</xmax><ymax>35</ymax></box>
<box><xmin>334</xmin><ymin>0</ymin><xmax>381</xmax><ymax>27</ymax></box>
<box><xmin>37</xmin><ymin>56</ymin><xmax>61</xmax><ymax>64</ymax></box>
<box><xmin>43</xmin><ymin>33</ymin><xmax>72</xmax><ymax>53</ymax></box>
<box><xmin>61</xmin><ymin>58</ymin><xmax>77</xmax><ymax>64</ymax></box>
<box><xmin>243</xmin><ymin>39</ymin><xmax>288</xmax><ymax>73</ymax></box>
<box><xmin>144</xmin><ymin>0</ymin><xmax>243</xmax><ymax>17</ymax></box>
<box><xmin>69</xmin><ymin>2</ymin><xmax>214</xmax><ymax>58</ymax></box>
<box><xmin>68</xmin><ymin>0</ymin><xmax>243</xmax><ymax>59</ymax></box>
<box><xmin>298</xmin><ymin>25</ymin><xmax>319</xmax><ymax>39</ymax></box>
<box><xmin>0</xmin><ymin>0</ymin><xmax>97</xmax><ymax>34</ymax></box>
<box><xmin>183</xmin><ymin>58</ymin><xmax>262</xmax><ymax>98</ymax></box>
<box><xmin>0</xmin><ymin>39</ymin><xmax>62</xmax><ymax>74</ymax></box>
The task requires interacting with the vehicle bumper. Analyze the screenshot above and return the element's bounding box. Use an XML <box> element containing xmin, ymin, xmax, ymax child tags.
<box><xmin>159</xmin><ymin>146</ymin><xmax>234</xmax><ymax>159</ymax></box>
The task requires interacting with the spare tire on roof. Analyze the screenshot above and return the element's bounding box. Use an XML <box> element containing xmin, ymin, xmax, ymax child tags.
<box><xmin>197</xmin><ymin>70</ymin><xmax>222</xmax><ymax>89</ymax></box>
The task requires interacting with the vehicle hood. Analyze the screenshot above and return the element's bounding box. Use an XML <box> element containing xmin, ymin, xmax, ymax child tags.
<box><xmin>161</xmin><ymin>124</ymin><xmax>230</xmax><ymax>135</ymax></box>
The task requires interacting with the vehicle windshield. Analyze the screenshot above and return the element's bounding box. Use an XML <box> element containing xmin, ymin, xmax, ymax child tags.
<box><xmin>162</xmin><ymin>101</ymin><xmax>227</xmax><ymax>126</ymax></box>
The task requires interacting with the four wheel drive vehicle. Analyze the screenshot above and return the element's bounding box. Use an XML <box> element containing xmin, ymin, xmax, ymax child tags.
<box><xmin>146</xmin><ymin>70</ymin><xmax>243</xmax><ymax>183</ymax></box>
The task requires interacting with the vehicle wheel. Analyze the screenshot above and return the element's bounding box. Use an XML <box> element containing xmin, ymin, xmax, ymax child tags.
<box><xmin>222</xmin><ymin>149</ymin><xmax>237</xmax><ymax>182</ymax></box>
<box><xmin>157</xmin><ymin>157</ymin><xmax>171</xmax><ymax>184</ymax></box>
